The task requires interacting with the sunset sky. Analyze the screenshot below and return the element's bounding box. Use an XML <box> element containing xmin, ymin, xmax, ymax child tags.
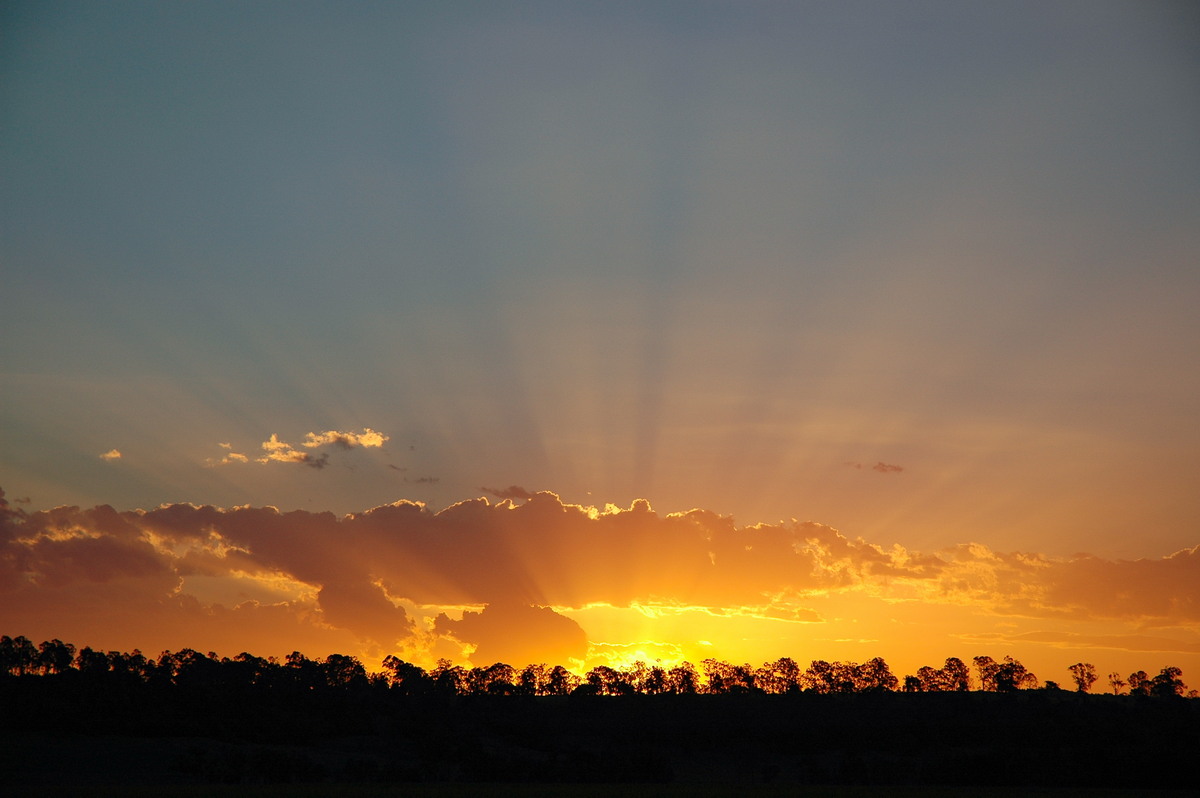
<box><xmin>2</xmin><ymin>1</ymin><xmax>1198</xmax><ymax>685</ymax></box>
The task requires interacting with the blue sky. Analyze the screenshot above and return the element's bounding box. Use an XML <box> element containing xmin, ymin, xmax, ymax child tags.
<box><xmin>3</xmin><ymin>0</ymin><xmax>1199</xmax><ymax>561</ymax></box>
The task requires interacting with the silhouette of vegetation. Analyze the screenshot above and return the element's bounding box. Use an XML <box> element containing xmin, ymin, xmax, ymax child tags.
<box><xmin>1067</xmin><ymin>662</ymin><xmax>1097</xmax><ymax>692</ymax></box>
<box><xmin>3</xmin><ymin>633</ymin><xmax>1198</xmax><ymax>790</ymax></box>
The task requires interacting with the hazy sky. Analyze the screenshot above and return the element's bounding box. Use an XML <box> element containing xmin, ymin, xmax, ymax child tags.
<box><xmin>2</xmin><ymin>2</ymin><xmax>1198</xmax><ymax>679</ymax></box>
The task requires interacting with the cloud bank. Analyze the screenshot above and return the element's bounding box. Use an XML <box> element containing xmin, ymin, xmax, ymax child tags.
<box><xmin>1</xmin><ymin>487</ymin><xmax>1196</xmax><ymax>671</ymax></box>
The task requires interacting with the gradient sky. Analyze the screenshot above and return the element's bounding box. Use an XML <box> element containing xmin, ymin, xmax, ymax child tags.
<box><xmin>2</xmin><ymin>1</ymin><xmax>1198</xmax><ymax>683</ymax></box>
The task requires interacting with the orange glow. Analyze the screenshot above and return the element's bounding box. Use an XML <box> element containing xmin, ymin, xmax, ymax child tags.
<box><xmin>0</xmin><ymin>488</ymin><xmax>1196</xmax><ymax>688</ymax></box>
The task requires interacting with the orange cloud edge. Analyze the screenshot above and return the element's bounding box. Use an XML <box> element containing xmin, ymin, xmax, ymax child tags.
<box><xmin>1</xmin><ymin>487</ymin><xmax>1196</xmax><ymax>684</ymax></box>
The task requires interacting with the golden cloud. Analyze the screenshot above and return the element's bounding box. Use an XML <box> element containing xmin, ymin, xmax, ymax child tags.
<box><xmin>1</xmin><ymin>488</ymin><xmax>1196</xmax><ymax>669</ymax></box>
<box><xmin>303</xmin><ymin>428</ymin><xmax>388</xmax><ymax>449</ymax></box>
<box><xmin>207</xmin><ymin>428</ymin><xmax>388</xmax><ymax>468</ymax></box>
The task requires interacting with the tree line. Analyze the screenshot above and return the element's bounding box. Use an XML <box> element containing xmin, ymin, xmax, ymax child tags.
<box><xmin>0</xmin><ymin>634</ymin><xmax>1192</xmax><ymax>698</ymax></box>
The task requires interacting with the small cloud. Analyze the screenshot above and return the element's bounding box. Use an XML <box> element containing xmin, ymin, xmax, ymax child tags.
<box><xmin>209</xmin><ymin>428</ymin><xmax>391</xmax><ymax>468</ymax></box>
<box><xmin>845</xmin><ymin>461</ymin><xmax>904</xmax><ymax>474</ymax></box>
<box><xmin>256</xmin><ymin>434</ymin><xmax>313</xmax><ymax>466</ymax></box>
<box><xmin>406</xmin><ymin>476</ymin><xmax>439</xmax><ymax>485</ymax></box>
<box><xmin>99</xmin><ymin>449</ymin><xmax>122</xmax><ymax>461</ymax></box>
<box><xmin>303</xmin><ymin>428</ymin><xmax>389</xmax><ymax>449</ymax></box>
<box><xmin>480</xmin><ymin>485</ymin><xmax>535</xmax><ymax>501</ymax></box>
<box><xmin>206</xmin><ymin>443</ymin><xmax>250</xmax><ymax>467</ymax></box>
<box><xmin>387</xmin><ymin>464</ymin><xmax>408</xmax><ymax>472</ymax></box>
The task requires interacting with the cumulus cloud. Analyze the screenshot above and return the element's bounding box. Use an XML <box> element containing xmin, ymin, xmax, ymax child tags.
<box><xmin>2</xmin><ymin>486</ymin><xmax>1197</xmax><ymax>670</ymax></box>
<box><xmin>303</xmin><ymin>428</ymin><xmax>388</xmax><ymax>449</ymax></box>
<box><xmin>99</xmin><ymin>449</ymin><xmax>122</xmax><ymax>461</ymax></box>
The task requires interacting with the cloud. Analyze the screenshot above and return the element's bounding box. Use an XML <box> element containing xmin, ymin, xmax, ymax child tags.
<box><xmin>99</xmin><ymin>449</ymin><xmax>122</xmax><ymax>461</ymax></box>
<box><xmin>2</xmin><ymin>487</ymin><xmax>1197</xmax><ymax>670</ymax></box>
<box><xmin>1003</xmin><ymin>630</ymin><xmax>1200</xmax><ymax>655</ymax></box>
<box><xmin>208</xmin><ymin>428</ymin><xmax>388</xmax><ymax>468</ymax></box>
<box><xmin>205</xmin><ymin>443</ymin><xmax>249</xmax><ymax>467</ymax></box>
<box><xmin>258</xmin><ymin>433</ymin><xmax>326</xmax><ymax>468</ymax></box>
<box><xmin>480</xmin><ymin>485</ymin><xmax>536</xmax><ymax>500</ymax></box>
<box><xmin>844</xmin><ymin>461</ymin><xmax>904</xmax><ymax>473</ymax></box>
<box><xmin>435</xmin><ymin>603</ymin><xmax>588</xmax><ymax>667</ymax></box>
<box><xmin>303</xmin><ymin>428</ymin><xmax>389</xmax><ymax>449</ymax></box>
<box><xmin>926</xmin><ymin>543</ymin><xmax>1200</xmax><ymax>624</ymax></box>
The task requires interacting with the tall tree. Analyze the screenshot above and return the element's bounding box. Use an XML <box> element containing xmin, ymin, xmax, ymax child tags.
<box><xmin>1067</xmin><ymin>662</ymin><xmax>1097</xmax><ymax>693</ymax></box>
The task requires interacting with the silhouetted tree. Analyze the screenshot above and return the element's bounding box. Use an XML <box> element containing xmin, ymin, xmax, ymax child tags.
<box><xmin>1</xmin><ymin>635</ymin><xmax>38</xmax><ymax>676</ymax></box>
<box><xmin>585</xmin><ymin>665</ymin><xmax>635</xmax><ymax>696</ymax></box>
<box><xmin>223</xmin><ymin>652</ymin><xmax>272</xmax><ymax>687</ymax></box>
<box><xmin>381</xmin><ymin>656</ymin><xmax>431</xmax><ymax>695</ymax></box>
<box><xmin>974</xmin><ymin>655</ymin><xmax>1036</xmax><ymax>692</ymax></box>
<box><xmin>1108</xmin><ymin>671</ymin><xmax>1127</xmax><ymax>695</ymax></box>
<box><xmin>942</xmin><ymin>657</ymin><xmax>970</xmax><ymax>691</ymax></box>
<box><xmin>468</xmin><ymin>662</ymin><xmax>516</xmax><ymax>695</ymax></box>
<box><xmin>37</xmin><ymin>639</ymin><xmax>76</xmax><ymax>675</ymax></box>
<box><xmin>76</xmin><ymin>646</ymin><xmax>111</xmax><ymax>676</ymax></box>
<box><xmin>803</xmin><ymin>660</ymin><xmax>836</xmax><ymax>693</ymax></box>
<box><xmin>701</xmin><ymin>659</ymin><xmax>755</xmax><ymax>694</ymax></box>
<box><xmin>665</xmin><ymin>662</ymin><xmax>699</xmax><ymax>695</ymax></box>
<box><xmin>1128</xmin><ymin>670</ymin><xmax>1151</xmax><ymax>696</ymax></box>
<box><xmin>166</xmin><ymin>649</ymin><xmax>223</xmax><ymax>688</ymax></box>
<box><xmin>756</xmin><ymin>657</ymin><xmax>801</xmax><ymax>694</ymax></box>
<box><xmin>322</xmin><ymin>654</ymin><xmax>368</xmax><ymax>689</ymax></box>
<box><xmin>546</xmin><ymin>664</ymin><xmax>579</xmax><ymax>696</ymax></box>
<box><xmin>430</xmin><ymin>658</ymin><xmax>468</xmax><ymax>695</ymax></box>
<box><xmin>1067</xmin><ymin>662</ymin><xmax>1097</xmax><ymax>693</ymax></box>
<box><xmin>1150</xmin><ymin>666</ymin><xmax>1186</xmax><ymax>698</ymax></box>
<box><xmin>281</xmin><ymin>651</ymin><xmax>325</xmax><ymax>691</ymax></box>
<box><xmin>106</xmin><ymin>649</ymin><xmax>155</xmax><ymax>684</ymax></box>
<box><xmin>643</xmin><ymin>664</ymin><xmax>669</xmax><ymax>695</ymax></box>
<box><xmin>517</xmin><ymin>663</ymin><xmax>546</xmax><ymax>695</ymax></box>
<box><xmin>856</xmin><ymin>657</ymin><xmax>898</xmax><ymax>692</ymax></box>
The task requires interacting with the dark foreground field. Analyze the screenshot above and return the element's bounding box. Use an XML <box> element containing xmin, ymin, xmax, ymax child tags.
<box><xmin>3</xmin><ymin>683</ymin><xmax>1197</xmax><ymax>794</ymax></box>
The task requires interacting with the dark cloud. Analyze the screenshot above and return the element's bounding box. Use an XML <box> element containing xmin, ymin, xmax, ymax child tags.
<box><xmin>317</xmin><ymin>581</ymin><xmax>412</xmax><ymax>643</ymax></box>
<box><xmin>3</xmin><ymin>487</ymin><xmax>1197</xmax><ymax>668</ymax></box>
<box><xmin>844</xmin><ymin>461</ymin><xmax>904</xmax><ymax>473</ymax></box>
<box><xmin>480</xmin><ymin>485</ymin><xmax>536</xmax><ymax>500</ymax></box>
<box><xmin>435</xmin><ymin>603</ymin><xmax>588</xmax><ymax>667</ymax></box>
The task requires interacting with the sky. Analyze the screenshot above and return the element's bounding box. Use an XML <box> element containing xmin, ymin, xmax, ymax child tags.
<box><xmin>2</xmin><ymin>1</ymin><xmax>1198</xmax><ymax>684</ymax></box>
